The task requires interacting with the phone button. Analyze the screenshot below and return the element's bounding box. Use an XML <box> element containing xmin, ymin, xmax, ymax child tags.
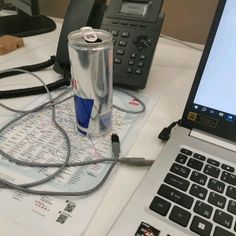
<box><xmin>126</xmin><ymin>68</ymin><xmax>133</xmax><ymax>73</ymax></box>
<box><xmin>135</xmin><ymin>69</ymin><xmax>142</xmax><ymax>75</ymax></box>
<box><xmin>128</xmin><ymin>60</ymin><xmax>135</xmax><ymax>66</ymax></box>
<box><xmin>116</xmin><ymin>49</ymin><xmax>125</xmax><ymax>55</ymax></box>
<box><xmin>121</xmin><ymin>32</ymin><xmax>130</xmax><ymax>38</ymax></box>
<box><xmin>138</xmin><ymin>62</ymin><xmax>144</xmax><ymax>67</ymax></box>
<box><xmin>139</xmin><ymin>54</ymin><xmax>146</xmax><ymax>60</ymax></box>
<box><xmin>111</xmin><ymin>30</ymin><xmax>119</xmax><ymax>36</ymax></box>
<box><xmin>139</xmin><ymin>24</ymin><xmax>147</xmax><ymax>28</ymax></box>
<box><xmin>114</xmin><ymin>58</ymin><xmax>122</xmax><ymax>64</ymax></box>
<box><xmin>130</xmin><ymin>53</ymin><xmax>137</xmax><ymax>59</ymax></box>
<box><xmin>119</xmin><ymin>40</ymin><xmax>127</xmax><ymax>46</ymax></box>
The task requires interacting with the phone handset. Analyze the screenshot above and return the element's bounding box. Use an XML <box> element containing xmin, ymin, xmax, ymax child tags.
<box><xmin>53</xmin><ymin>0</ymin><xmax>107</xmax><ymax>75</ymax></box>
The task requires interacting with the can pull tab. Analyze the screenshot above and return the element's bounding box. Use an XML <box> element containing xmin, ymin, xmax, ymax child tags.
<box><xmin>81</xmin><ymin>27</ymin><xmax>98</xmax><ymax>43</ymax></box>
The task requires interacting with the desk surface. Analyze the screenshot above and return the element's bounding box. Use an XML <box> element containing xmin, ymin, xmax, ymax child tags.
<box><xmin>0</xmin><ymin>19</ymin><xmax>203</xmax><ymax>236</ymax></box>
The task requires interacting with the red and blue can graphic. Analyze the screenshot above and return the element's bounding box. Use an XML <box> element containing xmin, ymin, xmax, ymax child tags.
<box><xmin>68</xmin><ymin>27</ymin><xmax>113</xmax><ymax>136</ymax></box>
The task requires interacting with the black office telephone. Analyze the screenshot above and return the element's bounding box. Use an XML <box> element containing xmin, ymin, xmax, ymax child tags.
<box><xmin>55</xmin><ymin>0</ymin><xmax>165</xmax><ymax>89</ymax></box>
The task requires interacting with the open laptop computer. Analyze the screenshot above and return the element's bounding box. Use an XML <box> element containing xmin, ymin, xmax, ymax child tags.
<box><xmin>108</xmin><ymin>0</ymin><xmax>236</xmax><ymax>235</ymax></box>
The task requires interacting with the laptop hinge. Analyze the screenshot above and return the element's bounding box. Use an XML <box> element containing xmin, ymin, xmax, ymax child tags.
<box><xmin>190</xmin><ymin>129</ymin><xmax>236</xmax><ymax>152</ymax></box>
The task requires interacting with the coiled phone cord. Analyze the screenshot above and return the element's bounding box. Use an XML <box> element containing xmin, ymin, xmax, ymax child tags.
<box><xmin>0</xmin><ymin>56</ymin><xmax>71</xmax><ymax>99</ymax></box>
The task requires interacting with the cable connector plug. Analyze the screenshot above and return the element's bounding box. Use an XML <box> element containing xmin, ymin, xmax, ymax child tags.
<box><xmin>111</xmin><ymin>133</ymin><xmax>120</xmax><ymax>158</ymax></box>
<box><xmin>158</xmin><ymin>119</ymin><xmax>181</xmax><ymax>141</ymax></box>
<box><xmin>158</xmin><ymin>127</ymin><xmax>171</xmax><ymax>141</ymax></box>
<box><xmin>120</xmin><ymin>158</ymin><xmax>154</xmax><ymax>166</ymax></box>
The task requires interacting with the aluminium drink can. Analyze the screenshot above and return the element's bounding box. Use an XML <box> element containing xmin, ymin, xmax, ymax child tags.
<box><xmin>68</xmin><ymin>27</ymin><xmax>113</xmax><ymax>136</ymax></box>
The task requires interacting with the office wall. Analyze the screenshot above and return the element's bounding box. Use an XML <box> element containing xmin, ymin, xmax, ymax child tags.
<box><xmin>39</xmin><ymin>0</ymin><xmax>218</xmax><ymax>44</ymax></box>
<box><xmin>39</xmin><ymin>0</ymin><xmax>70</xmax><ymax>18</ymax></box>
<box><xmin>162</xmin><ymin>0</ymin><xmax>218</xmax><ymax>44</ymax></box>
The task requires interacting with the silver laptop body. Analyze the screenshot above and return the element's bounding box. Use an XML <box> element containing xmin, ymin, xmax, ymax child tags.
<box><xmin>108</xmin><ymin>0</ymin><xmax>236</xmax><ymax>235</ymax></box>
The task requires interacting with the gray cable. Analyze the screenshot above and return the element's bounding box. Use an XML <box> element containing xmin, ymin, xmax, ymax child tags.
<box><xmin>0</xmin><ymin>69</ymin><xmax>146</xmax><ymax>196</ymax></box>
<box><xmin>113</xmin><ymin>87</ymin><xmax>146</xmax><ymax>114</ymax></box>
<box><xmin>0</xmin><ymin>86</ymin><xmax>146</xmax><ymax>170</ymax></box>
<box><xmin>0</xmin><ymin>69</ymin><xmax>71</xmax><ymax>190</ymax></box>
<box><xmin>0</xmin><ymin>156</ymin><xmax>119</xmax><ymax>196</ymax></box>
<box><xmin>0</xmin><ymin>87</ymin><xmax>146</xmax><ymax>115</ymax></box>
<box><xmin>0</xmin><ymin>69</ymin><xmax>119</xmax><ymax>196</ymax></box>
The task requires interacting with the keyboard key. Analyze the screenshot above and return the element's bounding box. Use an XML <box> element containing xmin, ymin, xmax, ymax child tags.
<box><xmin>169</xmin><ymin>205</ymin><xmax>191</xmax><ymax>227</ymax></box>
<box><xmin>180</xmin><ymin>148</ymin><xmax>192</xmax><ymax>156</ymax></box>
<box><xmin>193</xmin><ymin>153</ymin><xmax>206</xmax><ymax>161</ymax></box>
<box><xmin>190</xmin><ymin>171</ymin><xmax>207</xmax><ymax>185</ymax></box>
<box><xmin>194</xmin><ymin>200</ymin><xmax>213</xmax><ymax>219</ymax></box>
<box><xmin>189</xmin><ymin>184</ymin><xmax>207</xmax><ymax>200</ymax></box>
<box><xmin>164</xmin><ymin>173</ymin><xmax>190</xmax><ymax>191</ymax></box>
<box><xmin>227</xmin><ymin>200</ymin><xmax>236</xmax><ymax>215</ymax></box>
<box><xmin>187</xmin><ymin>158</ymin><xmax>204</xmax><ymax>171</ymax></box>
<box><xmin>226</xmin><ymin>186</ymin><xmax>236</xmax><ymax>200</ymax></box>
<box><xmin>157</xmin><ymin>184</ymin><xmax>194</xmax><ymax>209</ymax></box>
<box><xmin>190</xmin><ymin>184</ymin><xmax>208</xmax><ymax>200</ymax></box>
<box><xmin>213</xmin><ymin>209</ymin><xmax>233</xmax><ymax>229</ymax></box>
<box><xmin>208</xmin><ymin>192</ymin><xmax>226</xmax><ymax>209</ymax></box>
<box><xmin>207</xmin><ymin>158</ymin><xmax>220</xmax><ymax>167</ymax></box>
<box><xmin>149</xmin><ymin>196</ymin><xmax>171</xmax><ymax>216</ymax></box>
<box><xmin>213</xmin><ymin>226</ymin><xmax>235</xmax><ymax>236</ymax></box>
<box><xmin>207</xmin><ymin>178</ymin><xmax>225</xmax><ymax>193</ymax></box>
<box><xmin>221</xmin><ymin>171</ymin><xmax>236</xmax><ymax>186</ymax></box>
<box><xmin>175</xmin><ymin>153</ymin><xmax>188</xmax><ymax>164</ymax></box>
<box><xmin>204</xmin><ymin>164</ymin><xmax>220</xmax><ymax>178</ymax></box>
<box><xmin>170</xmin><ymin>163</ymin><xmax>190</xmax><ymax>178</ymax></box>
<box><xmin>222</xmin><ymin>164</ymin><xmax>235</xmax><ymax>173</ymax></box>
<box><xmin>190</xmin><ymin>216</ymin><xmax>212</xmax><ymax>236</ymax></box>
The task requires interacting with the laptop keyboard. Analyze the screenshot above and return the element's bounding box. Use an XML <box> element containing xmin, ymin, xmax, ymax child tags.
<box><xmin>149</xmin><ymin>147</ymin><xmax>236</xmax><ymax>236</ymax></box>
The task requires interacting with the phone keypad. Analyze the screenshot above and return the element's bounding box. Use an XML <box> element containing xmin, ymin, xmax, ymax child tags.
<box><xmin>101</xmin><ymin>12</ymin><xmax>164</xmax><ymax>89</ymax></box>
<box><xmin>109</xmin><ymin>29</ymin><xmax>148</xmax><ymax>77</ymax></box>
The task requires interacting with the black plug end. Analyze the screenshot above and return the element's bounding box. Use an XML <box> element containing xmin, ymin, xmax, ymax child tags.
<box><xmin>111</xmin><ymin>133</ymin><xmax>119</xmax><ymax>143</ymax></box>
<box><xmin>158</xmin><ymin>127</ymin><xmax>171</xmax><ymax>141</ymax></box>
<box><xmin>111</xmin><ymin>134</ymin><xmax>120</xmax><ymax>157</ymax></box>
<box><xmin>158</xmin><ymin>119</ymin><xmax>181</xmax><ymax>141</ymax></box>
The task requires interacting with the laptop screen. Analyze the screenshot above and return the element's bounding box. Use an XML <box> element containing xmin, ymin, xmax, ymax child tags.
<box><xmin>194</xmin><ymin>0</ymin><xmax>236</xmax><ymax>121</ymax></box>
<box><xmin>182</xmin><ymin>0</ymin><xmax>236</xmax><ymax>142</ymax></box>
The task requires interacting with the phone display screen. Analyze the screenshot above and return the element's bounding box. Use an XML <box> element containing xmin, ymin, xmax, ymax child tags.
<box><xmin>120</xmin><ymin>2</ymin><xmax>148</xmax><ymax>17</ymax></box>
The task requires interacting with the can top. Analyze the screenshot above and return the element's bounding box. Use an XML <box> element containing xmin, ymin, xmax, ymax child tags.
<box><xmin>68</xmin><ymin>27</ymin><xmax>113</xmax><ymax>47</ymax></box>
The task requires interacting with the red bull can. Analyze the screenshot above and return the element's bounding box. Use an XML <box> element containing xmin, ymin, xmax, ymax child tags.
<box><xmin>68</xmin><ymin>27</ymin><xmax>113</xmax><ymax>136</ymax></box>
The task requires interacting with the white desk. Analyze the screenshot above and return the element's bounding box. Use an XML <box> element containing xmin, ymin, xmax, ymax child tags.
<box><xmin>0</xmin><ymin>19</ymin><xmax>203</xmax><ymax>236</ymax></box>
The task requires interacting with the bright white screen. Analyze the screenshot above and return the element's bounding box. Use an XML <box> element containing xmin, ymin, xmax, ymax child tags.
<box><xmin>194</xmin><ymin>0</ymin><xmax>236</xmax><ymax>115</ymax></box>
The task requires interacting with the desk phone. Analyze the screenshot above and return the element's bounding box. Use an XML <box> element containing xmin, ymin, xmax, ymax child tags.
<box><xmin>54</xmin><ymin>0</ymin><xmax>165</xmax><ymax>90</ymax></box>
<box><xmin>100</xmin><ymin>0</ymin><xmax>165</xmax><ymax>89</ymax></box>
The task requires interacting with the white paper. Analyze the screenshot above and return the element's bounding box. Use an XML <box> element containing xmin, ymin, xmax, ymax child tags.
<box><xmin>0</xmin><ymin>89</ymin><xmax>159</xmax><ymax>235</ymax></box>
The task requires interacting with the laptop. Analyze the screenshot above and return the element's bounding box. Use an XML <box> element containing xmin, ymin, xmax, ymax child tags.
<box><xmin>108</xmin><ymin>0</ymin><xmax>236</xmax><ymax>235</ymax></box>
